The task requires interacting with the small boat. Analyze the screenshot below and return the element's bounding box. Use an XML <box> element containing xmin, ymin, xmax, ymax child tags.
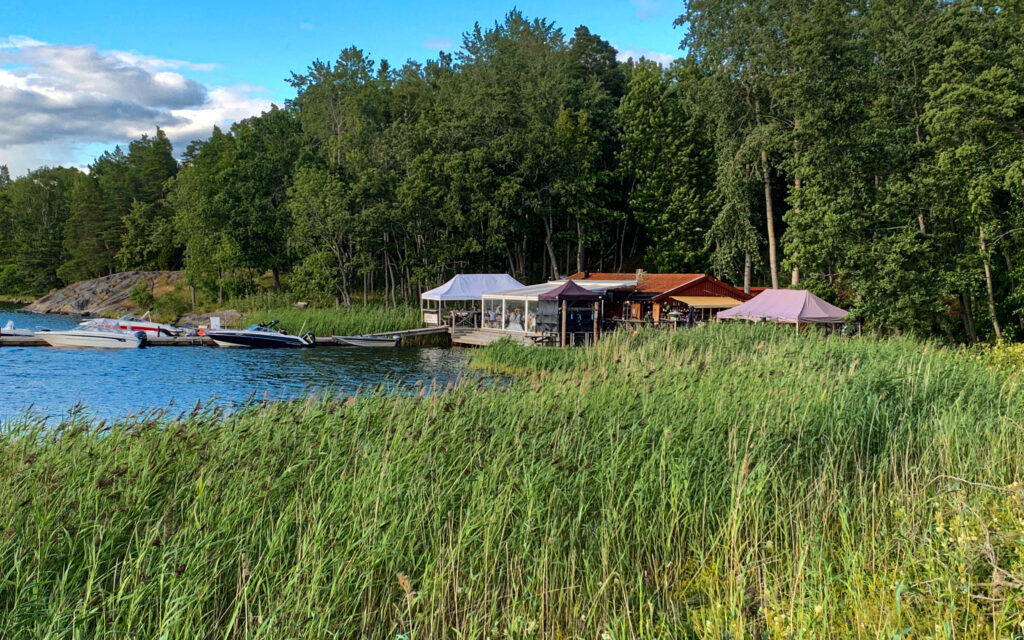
<box><xmin>38</xmin><ymin>319</ymin><xmax>146</xmax><ymax>349</ymax></box>
<box><xmin>334</xmin><ymin>334</ymin><xmax>401</xmax><ymax>348</ymax></box>
<box><xmin>1</xmin><ymin>320</ymin><xmax>35</xmax><ymax>337</ymax></box>
<box><xmin>206</xmin><ymin>320</ymin><xmax>314</xmax><ymax>348</ymax></box>
<box><xmin>109</xmin><ymin>311</ymin><xmax>185</xmax><ymax>336</ymax></box>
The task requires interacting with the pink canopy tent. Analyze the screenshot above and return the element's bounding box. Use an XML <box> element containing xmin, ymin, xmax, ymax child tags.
<box><xmin>717</xmin><ymin>289</ymin><xmax>848</xmax><ymax>324</ymax></box>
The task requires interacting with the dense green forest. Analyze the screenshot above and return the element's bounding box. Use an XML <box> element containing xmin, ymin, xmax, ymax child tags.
<box><xmin>2</xmin><ymin>2</ymin><xmax>1023</xmax><ymax>342</ymax></box>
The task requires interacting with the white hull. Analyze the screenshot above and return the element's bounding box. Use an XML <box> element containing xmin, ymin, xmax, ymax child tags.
<box><xmin>39</xmin><ymin>330</ymin><xmax>145</xmax><ymax>349</ymax></box>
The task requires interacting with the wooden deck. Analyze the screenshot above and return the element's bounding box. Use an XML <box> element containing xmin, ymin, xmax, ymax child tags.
<box><xmin>451</xmin><ymin>328</ymin><xmax>539</xmax><ymax>347</ymax></box>
<box><xmin>0</xmin><ymin>335</ymin><xmax>47</xmax><ymax>347</ymax></box>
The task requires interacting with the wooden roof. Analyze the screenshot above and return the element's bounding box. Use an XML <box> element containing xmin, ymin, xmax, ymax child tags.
<box><xmin>630</xmin><ymin>273</ymin><xmax>704</xmax><ymax>294</ymax></box>
<box><xmin>651</xmin><ymin>275</ymin><xmax>752</xmax><ymax>302</ymax></box>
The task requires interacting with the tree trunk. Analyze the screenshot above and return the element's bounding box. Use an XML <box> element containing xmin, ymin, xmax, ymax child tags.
<box><xmin>576</xmin><ymin>219</ymin><xmax>585</xmax><ymax>274</ymax></box>
<box><xmin>543</xmin><ymin>216</ymin><xmax>559</xmax><ymax>280</ymax></box>
<box><xmin>271</xmin><ymin>268</ymin><xmax>280</xmax><ymax>289</ymax></box>
<box><xmin>980</xmin><ymin>228</ymin><xmax>1001</xmax><ymax>339</ymax></box>
<box><xmin>743</xmin><ymin>252</ymin><xmax>752</xmax><ymax>294</ymax></box>
<box><xmin>960</xmin><ymin>292</ymin><xmax>978</xmax><ymax>344</ymax></box>
<box><xmin>761</xmin><ymin>148</ymin><xmax>779</xmax><ymax>289</ymax></box>
<box><xmin>791</xmin><ymin>176</ymin><xmax>802</xmax><ymax>286</ymax></box>
<box><xmin>616</xmin><ymin>221</ymin><xmax>626</xmax><ymax>272</ymax></box>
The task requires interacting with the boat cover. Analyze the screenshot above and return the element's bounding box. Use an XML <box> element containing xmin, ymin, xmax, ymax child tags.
<box><xmin>421</xmin><ymin>274</ymin><xmax>524</xmax><ymax>301</ymax></box>
<box><xmin>537</xmin><ymin>280</ymin><xmax>603</xmax><ymax>302</ymax></box>
<box><xmin>717</xmin><ymin>289</ymin><xmax>849</xmax><ymax>324</ymax></box>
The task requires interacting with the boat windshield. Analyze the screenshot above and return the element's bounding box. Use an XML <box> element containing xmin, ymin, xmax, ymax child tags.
<box><xmin>82</xmin><ymin>318</ymin><xmax>120</xmax><ymax>329</ymax></box>
<box><xmin>245</xmin><ymin>324</ymin><xmax>280</xmax><ymax>332</ymax></box>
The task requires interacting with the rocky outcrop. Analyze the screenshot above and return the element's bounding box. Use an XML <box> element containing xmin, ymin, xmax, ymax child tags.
<box><xmin>25</xmin><ymin>271</ymin><xmax>185</xmax><ymax>316</ymax></box>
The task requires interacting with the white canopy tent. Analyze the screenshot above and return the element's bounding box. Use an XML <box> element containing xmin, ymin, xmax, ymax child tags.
<box><xmin>420</xmin><ymin>274</ymin><xmax>523</xmax><ymax>326</ymax></box>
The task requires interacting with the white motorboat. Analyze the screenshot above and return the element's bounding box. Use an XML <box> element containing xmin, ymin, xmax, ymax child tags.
<box><xmin>206</xmin><ymin>320</ymin><xmax>314</xmax><ymax>348</ymax></box>
<box><xmin>1</xmin><ymin>320</ymin><xmax>35</xmax><ymax>337</ymax></box>
<box><xmin>38</xmin><ymin>319</ymin><xmax>146</xmax><ymax>349</ymax></box>
<box><xmin>83</xmin><ymin>311</ymin><xmax>184</xmax><ymax>336</ymax></box>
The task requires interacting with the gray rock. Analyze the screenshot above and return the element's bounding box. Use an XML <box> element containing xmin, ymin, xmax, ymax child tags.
<box><xmin>25</xmin><ymin>271</ymin><xmax>186</xmax><ymax>316</ymax></box>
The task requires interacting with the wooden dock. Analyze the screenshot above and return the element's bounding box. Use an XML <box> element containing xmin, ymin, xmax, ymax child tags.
<box><xmin>1</xmin><ymin>325</ymin><xmax>454</xmax><ymax>348</ymax></box>
<box><xmin>0</xmin><ymin>335</ymin><xmax>47</xmax><ymax>347</ymax></box>
<box><xmin>450</xmin><ymin>328</ymin><xmax>537</xmax><ymax>347</ymax></box>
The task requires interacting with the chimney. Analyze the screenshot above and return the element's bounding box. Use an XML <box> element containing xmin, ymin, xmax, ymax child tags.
<box><xmin>635</xmin><ymin>269</ymin><xmax>646</xmax><ymax>283</ymax></box>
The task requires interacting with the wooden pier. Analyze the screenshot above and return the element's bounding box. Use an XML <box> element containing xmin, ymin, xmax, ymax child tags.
<box><xmin>450</xmin><ymin>328</ymin><xmax>538</xmax><ymax>347</ymax></box>
<box><xmin>0</xmin><ymin>325</ymin><xmax>453</xmax><ymax>348</ymax></box>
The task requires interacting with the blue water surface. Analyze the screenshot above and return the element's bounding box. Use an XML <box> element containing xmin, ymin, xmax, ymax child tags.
<box><xmin>1</xmin><ymin>304</ymin><xmax>471</xmax><ymax>423</ymax></box>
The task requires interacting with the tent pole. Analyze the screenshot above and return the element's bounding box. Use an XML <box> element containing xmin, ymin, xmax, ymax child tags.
<box><xmin>561</xmin><ymin>300</ymin><xmax>567</xmax><ymax>347</ymax></box>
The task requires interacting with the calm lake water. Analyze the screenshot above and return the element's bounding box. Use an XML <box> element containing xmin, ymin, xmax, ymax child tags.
<box><xmin>0</xmin><ymin>303</ymin><xmax>473</xmax><ymax>423</ymax></box>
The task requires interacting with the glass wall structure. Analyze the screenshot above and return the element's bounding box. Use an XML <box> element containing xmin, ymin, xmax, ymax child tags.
<box><xmin>482</xmin><ymin>280</ymin><xmax>633</xmax><ymax>334</ymax></box>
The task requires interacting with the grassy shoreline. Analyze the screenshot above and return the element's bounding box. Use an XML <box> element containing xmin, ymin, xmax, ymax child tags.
<box><xmin>236</xmin><ymin>306</ymin><xmax>422</xmax><ymax>337</ymax></box>
<box><xmin>2</xmin><ymin>325</ymin><xmax>1023</xmax><ymax>637</ymax></box>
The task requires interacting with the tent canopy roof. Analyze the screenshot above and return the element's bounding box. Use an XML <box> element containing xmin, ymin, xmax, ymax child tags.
<box><xmin>421</xmin><ymin>274</ymin><xmax>523</xmax><ymax>301</ymax></box>
<box><xmin>483</xmin><ymin>279</ymin><xmax>635</xmax><ymax>301</ymax></box>
<box><xmin>717</xmin><ymin>289</ymin><xmax>848</xmax><ymax>324</ymax></box>
<box><xmin>539</xmin><ymin>280</ymin><xmax>603</xmax><ymax>302</ymax></box>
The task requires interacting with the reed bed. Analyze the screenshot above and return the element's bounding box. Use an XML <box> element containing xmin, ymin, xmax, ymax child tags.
<box><xmin>238</xmin><ymin>305</ymin><xmax>421</xmax><ymax>337</ymax></box>
<box><xmin>1</xmin><ymin>324</ymin><xmax>1023</xmax><ymax>638</ymax></box>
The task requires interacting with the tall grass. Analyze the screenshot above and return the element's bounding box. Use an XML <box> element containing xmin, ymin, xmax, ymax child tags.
<box><xmin>238</xmin><ymin>305</ymin><xmax>421</xmax><ymax>336</ymax></box>
<box><xmin>1</xmin><ymin>324</ymin><xmax>1023</xmax><ymax>638</ymax></box>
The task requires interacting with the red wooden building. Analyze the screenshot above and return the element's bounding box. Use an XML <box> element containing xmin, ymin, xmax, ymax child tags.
<box><xmin>568</xmin><ymin>270</ymin><xmax>752</xmax><ymax>324</ymax></box>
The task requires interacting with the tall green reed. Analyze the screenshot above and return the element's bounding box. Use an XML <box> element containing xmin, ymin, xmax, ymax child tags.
<box><xmin>1</xmin><ymin>324</ymin><xmax>1022</xmax><ymax>638</ymax></box>
<box><xmin>238</xmin><ymin>306</ymin><xmax>421</xmax><ymax>337</ymax></box>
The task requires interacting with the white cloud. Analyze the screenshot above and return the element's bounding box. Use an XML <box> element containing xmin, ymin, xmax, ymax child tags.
<box><xmin>0</xmin><ymin>35</ymin><xmax>46</xmax><ymax>49</ymax></box>
<box><xmin>616</xmin><ymin>48</ymin><xmax>677</xmax><ymax>66</ymax></box>
<box><xmin>0</xmin><ymin>35</ymin><xmax>269</xmax><ymax>176</ymax></box>
<box><xmin>106</xmin><ymin>50</ymin><xmax>219</xmax><ymax>73</ymax></box>
<box><xmin>422</xmin><ymin>36</ymin><xmax>455</xmax><ymax>51</ymax></box>
<box><xmin>163</xmin><ymin>85</ymin><xmax>273</xmax><ymax>148</ymax></box>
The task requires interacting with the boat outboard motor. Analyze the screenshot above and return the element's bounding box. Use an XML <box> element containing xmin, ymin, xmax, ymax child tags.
<box><xmin>135</xmin><ymin>331</ymin><xmax>148</xmax><ymax>347</ymax></box>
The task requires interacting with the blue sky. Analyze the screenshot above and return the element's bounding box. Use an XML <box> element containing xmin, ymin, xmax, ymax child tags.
<box><xmin>0</xmin><ymin>0</ymin><xmax>683</xmax><ymax>175</ymax></box>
